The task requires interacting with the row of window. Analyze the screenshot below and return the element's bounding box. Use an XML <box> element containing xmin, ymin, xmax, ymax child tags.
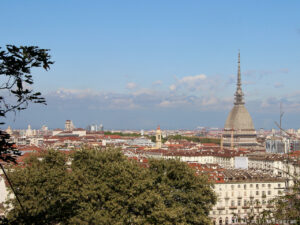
<box><xmin>219</xmin><ymin>183</ymin><xmax>282</xmax><ymax>190</ymax></box>
<box><xmin>213</xmin><ymin>207</ymin><xmax>263</xmax><ymax>216</ymax></box>
<box><xmin>218</xmin><ymin>198</ymin><xmax>273</xmax><ymax>207</ymax></box>
<box><xmin>221</xmin><ymin>189</ymin><xmax>283</xmax><ymax>198</ymax></box>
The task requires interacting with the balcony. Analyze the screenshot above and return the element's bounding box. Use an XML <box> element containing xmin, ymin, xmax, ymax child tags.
<box><xmin>254</xmin><ymin>205</ymin><xmax>262</xmax><ymax>208</ymax></box>
<box><xmin>229</xmin><ymin>206</ymin><xmax>237</xmax><ymax>209</ymax></box>
<box><xmin>237</xmin><ymin>196</ymin><xmax>242</xmax><ymax>199</ymax></box>
<box><xmin>262</xmin><ymin>195</ymin><xmax>267</xmax><ymax>198</ymax></box>
<box><xmin>242</xmin><ymin>206</ymin><xmax>250</xmax><ymax>209</ymax></box>
<box><xmin>266</xmin><ymin>205</ymin><xmax>274</xmax><ymax>208</ymax></box>
<box><xmin>217</xmin><ymin>207</ymin><xmax>225</xmax><ymax>210</ymax></box>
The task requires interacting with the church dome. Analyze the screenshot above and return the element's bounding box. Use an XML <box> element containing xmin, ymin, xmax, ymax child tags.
<box><xmin>224</xmin><ymin>104</ymin><xmax>255</xmax><ymax>130</ymax></box>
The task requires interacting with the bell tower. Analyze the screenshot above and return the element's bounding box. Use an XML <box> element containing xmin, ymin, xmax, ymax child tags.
<box><xmin>156</xmin><ymin>125</ymin><xmax>162</xmax><ymax>149</ymax></box>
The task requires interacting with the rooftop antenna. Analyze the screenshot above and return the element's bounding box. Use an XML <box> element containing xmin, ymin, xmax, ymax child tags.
<box><xmin>280</xmin><ymin>102</ymin><xmax>284</xmax><ymax>137</ymax></box>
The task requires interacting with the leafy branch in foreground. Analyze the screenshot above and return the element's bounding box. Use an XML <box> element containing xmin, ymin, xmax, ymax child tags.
<box><xmin>0</xmin><ymin>45</ymin><xmax>53</xmax><ymax>161</ymax></box>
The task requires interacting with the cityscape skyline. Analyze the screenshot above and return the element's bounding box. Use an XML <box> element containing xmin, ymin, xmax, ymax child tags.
<box><xmin>2</xmin><ymin>2</ymin><xmax>300</xmax><ymax>224</ymax></box>
<box><xmin>1</xmin><ymin>1</ymin><xmax>300</xmax><ymax>129</ymax></box>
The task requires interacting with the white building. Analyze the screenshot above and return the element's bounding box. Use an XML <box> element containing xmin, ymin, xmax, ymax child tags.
<box><xmin>0</xmin><ymin>175</ymin><xmax>10</xmax><ymax>216</ymax></box>
<box><xmin>210</xmin><ymin>169</ymin><xmax>286</xmax><ymax>225</ymax></box>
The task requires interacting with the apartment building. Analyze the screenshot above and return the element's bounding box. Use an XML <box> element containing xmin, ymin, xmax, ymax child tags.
<box><xmin>209</xmin><ymin>169</ymin><xmax>286</xmax><ymax>225</ymax></box>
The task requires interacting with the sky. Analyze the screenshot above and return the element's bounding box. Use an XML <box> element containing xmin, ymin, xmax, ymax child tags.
<box><xmin>1</xmin><ymin>0</ymin><xmax>300</xmax><ymax>130</ymax></box>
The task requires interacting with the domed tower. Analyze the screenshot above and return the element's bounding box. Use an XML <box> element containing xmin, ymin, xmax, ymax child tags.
<box><xmin>156</xmin><ymin>125</ymin><xmax>162</xmax><ymax>149</ymax></box>
<box><xmin>223</xmin><ymin>52</ymin><xmax>258</xmax><ymax>148</ymax></box>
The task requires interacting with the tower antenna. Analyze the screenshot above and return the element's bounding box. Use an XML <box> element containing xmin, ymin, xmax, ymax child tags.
<box><xmin>280</xmin><ymin>102</ymin><xmax>284</xmax><ymax>137</ymax></box>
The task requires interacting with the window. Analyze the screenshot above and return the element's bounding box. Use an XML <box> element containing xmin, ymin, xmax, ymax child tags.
<box><xmin>256</xmin><ymin>184</ymin><xmax>259</xmax><ymax>189</ymax></box>
<box><xmin>231</xmin><ymin>200</ymin><xmax>235</xmax><ymax>206</ymax></box>
<box><xmin>250</xmin><ymin>184</ymin><xmax>253</xmax><ymax>188</ymax></box>
<box><xmin>231</xmin><ymin>185</ymin><xmax>234</xmax><ymax>190</ymax></box>
<box><xmin>256</xmin><ymin>191</ymin><xmax>259</xmax><ymax>195</ymax></box>
<box><xmin>238</xmin><ymin>184</ymin><xmax>240</xmax><ymax>188</ymax></box>
<box><xmin>244</xmin><ymin>200</ymin><xmax>247</xmax><ymax>206</ymax></box>
<box><xmin>244</xmin><ymin>184</ymin><xmax>246</xmax><ymax>189</ymax></box>
<box><xmin>268</xmin><ymin>191</ymin><xmax>271</xmax><ymax>195</ymax></box>
<box><xmin>262</xmin><ymin>184</ymin><xmax>265</xmax><ymax>187</ymax></box>
<box><xmin>268</xmin><ymin>184</ymin><xmax>271</xmax><ymax>188</ymax></box>
<box><xmin>278</xmin><ymin>184</ymin><xmax>281</xmax><ymax>188</ymax></box>
<box><xmin>238</xmin><ymin>200</ymin><xmax>241</xmax><ymax>206</ymax></box>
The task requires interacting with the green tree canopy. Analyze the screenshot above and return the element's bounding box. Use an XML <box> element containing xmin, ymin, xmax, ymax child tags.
<box><xmin>0</xmin><ymin>45</ymin><xmax>53</xmax><ymax>162</ymax></box>
<box><xmin>2</xmin><ymin>148</ymin><xmax>216</xmax><ymax>225</ymax></box>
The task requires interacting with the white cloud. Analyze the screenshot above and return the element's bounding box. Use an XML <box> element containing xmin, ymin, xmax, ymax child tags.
<box><xmin>126</xmin><ymin>82</ymin><xmax>137</xmax><ymax>90</ymax></box>
<box><xmin>176</xmin><ymin>74</ymin><xmax>207</xmax><ymax>91</ymax></box>
<box><xmin>179</xmin><ymin>74</ymin><xmax>207</xmax><ymax>84</ymax></box>
<box><xmin>169</xmin><ymin>73</ymin><xmax>223</xmax><ymax>93</ymax></box>
<box><xmin>55</xmin><ymin>88</ymin><xmax>98</xmax><ymax>99</ymax></box>
<box><xmin>201</xmin><ymin>96</ymin><xmax>218</xmax><ymax>106</ymax></box>
<box><xmin>152</xmin><ymin>80</ymin><xmax>163</xmax><ymax>86</ymax></box>
<box><xmin>47</xmin><ymin>73</ymin><xmax>300</xmax><ymax>114</ymax></box>
<box><xmin>169</xmin><ymin>84</ymin><xmax>177</xmax><ymax>91</ymax></box>
<box><xmin>159</xmin><ymin>99</ymin><xmax>190</xmax><ymax>108</ymax></box>
<box><xmin>49</xmin><ymin>87</ymin><xmax>233</xmax><ymax>111</ymax></box>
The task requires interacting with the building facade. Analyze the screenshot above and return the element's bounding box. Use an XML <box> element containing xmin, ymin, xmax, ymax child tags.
<box><xmin>210</xmin><ymin>169</ymin><xmax>286</xmax><ymax>225</ymax></box>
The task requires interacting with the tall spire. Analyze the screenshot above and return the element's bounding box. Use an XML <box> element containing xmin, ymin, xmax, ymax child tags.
<box><xmin>234</xmin><ymin>51</ymin><xmax>244</xmax><ymax>105</ymax></box>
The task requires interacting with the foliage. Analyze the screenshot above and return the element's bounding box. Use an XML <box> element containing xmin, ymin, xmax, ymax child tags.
<box><xmin>233</xmin><ymin>199</ymin><xmax>275</xmax><ymax>225</ymax></box>
<box><xmin>164</xmin><ymin>135</ymin><xmax>220</xmax><ymax>145</ymax></box>
<box><xmin>2</xmin><ymin>151</ymin><xmax>72</xmax><ymax>224</ymax></box>
<box><xmin>272</xmin><ymin>181</ymin><xmax>300</xmax><ymax>224</ymax></box>
<box><xmin>149</xmin><ymin>159</ymin><xmax>216</xmax><ymax>224</ymax></box>
<box><xmin>2</xmin><ymin>148</ymin><xmax>216</xmax><ymax>225</ymax></box>
<box><xmin>0</xmin><ymin>45</ymin><xmax>53</xmax><ymax>161</ymax></box>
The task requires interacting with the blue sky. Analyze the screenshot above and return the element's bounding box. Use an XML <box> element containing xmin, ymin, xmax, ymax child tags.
<box><xmin>1</xmin><ymin>0</ymin><xmax>300</xmax><ymax>130</ymax></box>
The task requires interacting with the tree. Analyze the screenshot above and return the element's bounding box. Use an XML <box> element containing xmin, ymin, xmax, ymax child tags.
<box><xmin>0</xmin><ymin>45</ymin><xmax>53</xmax><ymax>161</ymax></box>
<box><xmin>2</xmin><ymin>148</ymin><xmax>216</xmax><ymax>224</ymax></box>
<box><xmin>2</xmin><ymin>151</ymin><xmax>72</xmax><ymax>225</ymax></box>
<box><xmin>148</xmin><ymin>159</ymin><xmax>216</xmax><ymax>225</ymax></box>
<box><xmin>233</xmin><ymin>199</ymin><xmax>275</xmax><ymax>225</ymax></box>
<box><xmin>272</xmin><ymin>180</ymin><xmax>300</xmax><ymax>224</ymax></box>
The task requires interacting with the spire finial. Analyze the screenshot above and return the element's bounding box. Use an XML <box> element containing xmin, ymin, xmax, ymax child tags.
<box><xmin>234</xmin><ymin>50</ymin><xmax>244</xmax><ymax>105</ymax></box>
